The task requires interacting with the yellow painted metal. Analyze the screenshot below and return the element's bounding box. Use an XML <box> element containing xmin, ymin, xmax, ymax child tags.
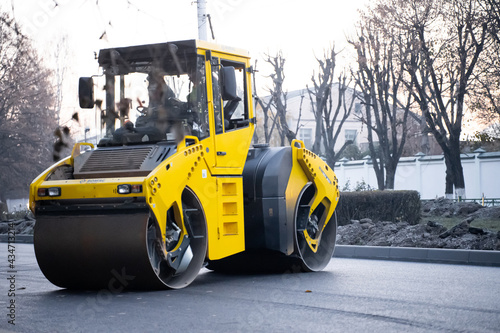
<box><xmin>195</xmin><ymin>40</ymin><xmax>250</xmax><ymax>59</ymax></box>
<box><xmin>214</xmin><ymin>126</ymin><xmax>254</xmax><ymax>172</ymax></box>
<box><xmin>284</xmin><ymin>145</ymin><xmax>310</xmax><ymax>255</ymax></box>
<box><xmin>288</xmin><ymin>140</ymin><xmax>340</xmax><ymax>253</ymax></box>
<box><xmin>31</xmin><ymin>137</ymin><xmax>245</xmax><ymax>261</ymax></box>
<box><xmin>29</xmin><ymin>143</ymin><xmax>145</xmax><ymax>206</ymax></box>
<box><xmin>144</xmin><ymin>136</ymin><xmax>245</xmax><ymax>260</ymax></box>
<box><xmin>34</xmin><ymin>177</ymin><xmax>146</xmax><ymax>200</ymax></box>
<box><xmin>32</xmin><ymin>42</ymin><xmax>340</xmax><ymax>272</ymax></box>
<box><xmin>145</xmin><ymin>137</ymin><xmax>205</xmax><ymax>252</ymax></box>
<box><xmin>198</xmin><ymin>48</ymin><xmax>217</xmax><ymax>170</ymax></box>
<box><xmin>211</xmin><ymin>51</ymin><xmax>254</xmax><ymax>174</ymax></box>
<box><xmin>213</xmin><ymin>177</ymin><xmax>245</xmax><ymax>258</ymax></box>
<box><xmin>70</xmin><ymin>142</ymin><xmax>95</xmax><ymax>165</ymax></box>
<box><xmin>193</xmin><ymin>47</ymin><xmax>255</xmax><ymax>175</ymax></box>
<box><xmin>29</xmin><ymin>157</ymin><xmax>72</xmax><ymax>213</ymax></box>
<box><xmin>30</xmin><ymin>41</ymin><xmax>256</xmax><ymax>264</ymax></box>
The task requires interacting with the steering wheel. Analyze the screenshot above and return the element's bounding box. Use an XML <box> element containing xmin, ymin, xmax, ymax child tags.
<box><xmin>136</xmin><ymin>105</ymin><xmax>148</xmax><ymax>115</ymax></box>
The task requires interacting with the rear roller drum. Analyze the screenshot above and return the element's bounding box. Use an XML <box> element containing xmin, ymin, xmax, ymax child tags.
<box><xmin>294</xmin><ymin>183</ymin><xmax>337</xmax><ymax>271</ymax></box>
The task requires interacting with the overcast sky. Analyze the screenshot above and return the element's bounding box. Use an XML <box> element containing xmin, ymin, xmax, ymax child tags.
<box><xmin>2</xmin><ymin>0</ymin><xmax>486</xmax><ymax>140</ymax></box>
<box><xmin>4</xmin><ymin>0</ymin><xmax>368</xmax><ymax>134</ymax></box>
<box><xmin>7</xmin><ymin>0</ymin><xmax>367</xmax><ymax>91</ymax></box>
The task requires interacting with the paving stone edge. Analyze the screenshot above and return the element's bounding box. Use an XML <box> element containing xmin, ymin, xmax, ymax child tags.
<box><xmin>334</xmin><ymin>245</ymin><xmax>500</xmax><ymax>266</ymax></box>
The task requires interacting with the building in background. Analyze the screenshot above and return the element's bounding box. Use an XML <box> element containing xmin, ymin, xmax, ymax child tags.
<box><xmin>255</xmin><ymin>83</ymin><xmax>371</xmax><ymax>155</ymax></box>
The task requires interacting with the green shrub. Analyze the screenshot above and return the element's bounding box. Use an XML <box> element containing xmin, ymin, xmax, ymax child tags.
<box><xmin>336</xmin><ymin>190</ymin><xmax>421</xmax><ymax>225</ymax></box>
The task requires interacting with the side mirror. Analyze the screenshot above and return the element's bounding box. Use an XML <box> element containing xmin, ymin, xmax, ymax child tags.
<box><xmin>221</xmin><ymin>66</ymin><xmax>238</xmax><ymax>101</ymax></box>
<box><xmin>79</xmin><ymin>77</ymin><xmax>94</xmax><ymax>108</ymax></box>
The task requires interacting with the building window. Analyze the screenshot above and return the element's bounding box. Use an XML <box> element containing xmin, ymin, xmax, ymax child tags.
<box><xmin>345</xmin><ymin>129</ymin><xmax>357</xmax><ymax>144</ymax></box>
<box><xmin>299</xmin><ymin>128</ymin><xmax>313</xmax><ymax>149</ymax></box>
<box><xmin>354</xmin><ymin>103</ymin><xmax>362</xmax><ymax>114</ymax></box>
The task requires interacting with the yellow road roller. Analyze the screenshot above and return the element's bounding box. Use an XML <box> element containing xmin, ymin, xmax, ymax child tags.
<box><xmin>29</xmin><ymin>40</ymin><xmax>340</xmax><ymax>289</ymax></box>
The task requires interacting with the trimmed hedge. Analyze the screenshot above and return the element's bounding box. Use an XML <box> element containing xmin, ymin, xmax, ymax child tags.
<box><xmin>335</xmin><ymin>190</ymin><xmax>421</xmax><ymax>226</ymax></box>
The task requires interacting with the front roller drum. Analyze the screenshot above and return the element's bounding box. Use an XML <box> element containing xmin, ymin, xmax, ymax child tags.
<box><xmin>34</xmin><ymin>189</ymin><xmax>207</xmax><ymax>289</ymax></box>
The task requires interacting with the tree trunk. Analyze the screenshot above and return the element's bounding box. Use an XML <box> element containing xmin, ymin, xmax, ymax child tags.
<box><xmin>384</xmin><ymin>160</ymin><xmax>397</xmax><ymax>190</ymax></box>
<box><xmin>444</xmin><ymin>157</ymin><xmax>455</xmax><ymax>199</ymax></box>
<box><xmin>312</xmin><ymin>118</ymin><xmax>322</xmax><ymax>155</ymax></box>
<box><xmin>369</xmin><ymin>144</ymin><xmax>385</xmax><ymax>190</ymax></box>
<box><xmin>450</xmin><ymin>138</ymin><xmax>466</xmax><ymax>198</ymax></box>
<box><xmin>374</xmin><ymin>163</ymin><xmax>385</xmax><ymax>190</ymax></box>
<box><xmin>324</xmin><ymin>149</ymin><xmax>336</xmax><ymax>171</ymax></box>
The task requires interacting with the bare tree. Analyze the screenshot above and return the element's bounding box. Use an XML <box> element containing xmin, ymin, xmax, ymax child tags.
<box><xmin>252</xmin><ymin>59</ymin><xmax>274</xmax><ymax>144</ymax></box>
<box><xmin>387</xmin><ymin>0</ymin><xmax>488</xmax><ymax>198</ymax></box>
<box><xmin>349</xmin><ymin>11</ymin><xmax>413</xmax><ymax>190</ymax></box>
<box><xmin>0</xmin><ymin>12</ymin><xmax>57</xmax><ymax>202</ymax></box>
<box><xmin>307</xmin><ymin>46</ymin><xmax>356</xmax><ymax>168</ymax></box>
<box><xmin>253</xmin><ymin>53</ymin><xmax>297</xmax><ymax>146</ymax></box>
<box><xmin>468</xmin><ymin>38</ymin><xmax>500</xmax><ymax>123</ymax></box>
<box><xmin>481</xmin><ymin>0</ymin><xmax>500</xmax><ymax>45</ymax></box>
<box><xmin>308</xmin><ymin>48</ymin><xmax>336</xmax><ymax>155</ymax></box>
<box><xmin>265</xmin><ymin>52</ymin><xmax>295</xmax><ymax>146</ymax></box>
<box><xmin>470</xmin><ymin>0</ymin><xmax>500</xmax><ymax>121</ymax></box>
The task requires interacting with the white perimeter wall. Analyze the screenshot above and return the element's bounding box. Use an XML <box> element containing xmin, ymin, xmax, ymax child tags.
<box><xmin>334</xmin><ymin>152</ymin><xmax>500</xmax><ymax>199</ymax></box>
<box><xmin>6</xmin><ymin>198</ymin><xmax>29</xmax><ymax>212</ymax></box>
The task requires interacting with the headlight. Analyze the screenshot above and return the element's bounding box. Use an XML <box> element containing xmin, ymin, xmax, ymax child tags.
<box><xmin>48</xmin><ymin>187</ymin><xmax>61</xmax><ymax>196</ymax></box>
<box><xmin>38</xmin><ymin>187</ymin><xmax>61</xmax><ymax>197</ymax></box>
<box><xmin>117</xmin><ymin>184</ymin><xmax>131</xmax><ymax>194</ymax></box>
<box><xmin>117</xmin><ymin>184</ymin><xmax>142</xmax><ymax>194</ymax></box>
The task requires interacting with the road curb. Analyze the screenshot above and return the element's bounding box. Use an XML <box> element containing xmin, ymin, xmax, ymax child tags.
<box><xmin>334</xmin><ymin>245</ymin><xmax>500</xmax><ymax>267</ymax></box>
<box><xmin>1</xmin><ymin>235</ymin><xmax>499</xmax><ymax>267</ymax></box>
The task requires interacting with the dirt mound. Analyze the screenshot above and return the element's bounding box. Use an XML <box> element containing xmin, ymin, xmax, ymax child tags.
<box><xmin>0</xmin><ymin>218</ymin><xmax>35</xmax><ymax>235</ymax></box>
<box><xmin>468</xmin><ymin>206</ymin><xmax>500</xmax><ymax>220</ymax></box>
<box><xmin>337</xmin><ymin>218</ymin><xmax>500</xmax><ymax>250</ymax></box>
<box><xmin>337</xmin><ymin>198</ymin><xmax>500</xmax><ymax>250</ymax></box>
<box><xmin>421</xmin><ymin>198</ymin><xmax>483</xmax><ymax>217</ymax></box>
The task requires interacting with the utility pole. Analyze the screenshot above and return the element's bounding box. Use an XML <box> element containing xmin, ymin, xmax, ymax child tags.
<box><xmin>197</xmin><ymin>0</ymin><xmax>208</xmax><ymax>41</ymax></box>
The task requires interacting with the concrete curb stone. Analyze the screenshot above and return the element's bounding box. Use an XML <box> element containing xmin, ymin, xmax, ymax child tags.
<box><xmin>334</xmin><ymin>245</ymin><xmax>500</xmax><ymax>267</ymax></box>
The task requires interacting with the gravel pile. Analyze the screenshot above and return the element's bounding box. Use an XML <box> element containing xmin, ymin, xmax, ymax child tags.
<box><xmin>0</xmin><ymin>218</ymin><xmax>35</xmax><ymax>235</ymax></box>
<box><xmin>336</xmin><ymin>217</ymin><xmax>500</xmax><ymax>250</ymax></box>
<box><xmin>337</xmin><ymin>198</ymin><xmax>500</xmax><ymax>250</ymax></box>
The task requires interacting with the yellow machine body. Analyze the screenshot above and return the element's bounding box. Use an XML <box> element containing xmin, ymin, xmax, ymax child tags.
<box><xmin>29</xmin><ymin>40</ymin><xmax>340</xmax><ymax>289</ymax></box>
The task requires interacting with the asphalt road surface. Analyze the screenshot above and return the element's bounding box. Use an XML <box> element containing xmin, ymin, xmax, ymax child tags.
<box><xmin>1</xmin><ymin>243</ymin><xmax>499</xmax><ymax>333</ymax></box>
